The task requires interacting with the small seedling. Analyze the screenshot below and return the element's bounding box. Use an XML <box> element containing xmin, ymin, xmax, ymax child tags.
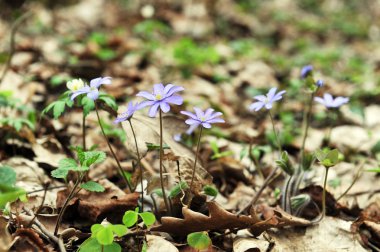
<box><xmin>122</xmin><ymin>207</ymin><xmax>156</xmax><ymax>228</ymax></box>
<box><xmin>78</xmin><ymin>223</ymin><xmax>127</xmax><ymax>252</ymax></box>
<box><xmin>187</xmin><ymin>231</ymin><xmax>212</xmax><ymax>250</ymax></box>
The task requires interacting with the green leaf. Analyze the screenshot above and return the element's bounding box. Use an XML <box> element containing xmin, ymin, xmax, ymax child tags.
<box><xmin>187</xmin><ymin>232</ymin><xmax>211</xmax><ymax>250</ymax></box>
<box><xmin>0</xmin><ymin>184</ymin><xmax>26</xmax><ymax>209</ymax></box>
<box><xmin>110</xmin><ymin>225</ymin><xmax>128</xmax><ymax>237</ymax></box>
<box><xmin>366</xmin><ymin>168</ymin><xmax>380</xmax><ymax>173</ymax></box>
<box><xmin>202</xmin><ymin>185</ymin><xmax>218</xmax><ymax>197</ymax></box>
<box><xmin>51</xmin><ymin>169</ymin><xmax>69</xmax><ymax>179</ymax></box>
<box><xmin>98</xmin><ymin>94</ymin><xmax>118</xmax><ymax>111</ymax></box>
<box><xmin>96</xmin><ymin>227</ymin><xmax>113</xmax><ymax>245</ymax></box>
<box><xmin>314</xmin><ymin>149</ymin><xmax>327</xmax><ymax>163</ymax></box>
<box><xmin>78</xmin><ymin>237</ymin><xmax>102</xmax><ymax>252</ymax></box>
<box><xmin>169</xmin><ymin>181</ymin><xmax>188</xmax><ymax>198</ymax></box>
<box><xmin>139</xmin><ymin>212</ymin><xmax>156</xmax><ymax>227</ymax></box>
<box><xmin>91</xmin><ymin>224</ymin><xmax>104</xmax><ymax>237</ymax></box>
<box><xmin>53</xmin><ymin>101</ymin><xmax>66</xmax><ymax>119</ymax></box>
<box><xmin>96</xmin><ymin>226</ymin><xmax>113</xmax><ymax>245</ymax></box>
<box><xmin>122</xmin><ymin>210</ymin><xmax>138</xmax><ymax>227</ymax></box>
<box><xmin>0</xmin><ymin>166</ymin><xmax>16</xmax><ymax>186</ymax></box>
<box><xmin>82</xmin><ymin>96</ymin><xmax>95</xmax><ymax>117</ymax></box>
<box><xmin>79</xmin><ymin>151</ymin><xmax>106</xmax><ymax>167</ymax></box>
<box><xmin>80</xmin><ymin>181</ymin><xmax>105</xmax><ymax>192</ymax></box>
<box><xmin>58</xmin><ymin>158</ymin><xmax>78</xmax><ymax>170</ymax></box>
<box><xmin>104</xmin><ymin>242</ymin><xmax>121</xmax><ymax>252</ymax></box>
<box><xmin>325</xmin><ymin>149</ymin><xmax>339</xmax><ymax>165</ymax></box>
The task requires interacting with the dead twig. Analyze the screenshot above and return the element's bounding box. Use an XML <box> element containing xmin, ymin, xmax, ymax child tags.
<box><xmin>0</xmin><ymin>11</ymin><xmax>33</xmax><ymax>85</ymax></box>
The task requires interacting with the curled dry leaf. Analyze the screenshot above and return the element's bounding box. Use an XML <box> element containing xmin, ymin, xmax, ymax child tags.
<box><xmin>151</xmin><ymin>202</ymin><xmax>311</xmax><ymax>236</ymax></box>
<box><xmin>12</xmin><ymin>228</ymin><xmax>50</xmax><ymax>252</ymax></box>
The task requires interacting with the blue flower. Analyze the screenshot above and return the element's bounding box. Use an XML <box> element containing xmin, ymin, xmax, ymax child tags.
<box><xmin>181</xmin><ymin>107</ymin><xmax>225</xmax><ymax>134</ymax></box>
<box><xmin>136</xmin><ymin>83</ymin><xmax>184</xmax><ymax>117</ymax></box>
<box><xmin>301</xmin><ymin>65</ymin><xmax>313</xmax><ymax>79</ymax></box>
<box><xmin>113</xmin><ymin>101</ymin><xmax>140</xmax><ymax>123</ymax></box>
<box><xmin>249</xmin><ymin>87</ymin><xmax>286</xmax><ymax>111</ymax></box>
<box><xmin>316</xmin><ymin>79</ymin><xmax>324</xmax><ymax>87</ymax></box>
<box><xmin>314</xmin><ymin>93</ymin><xmax>349</xmax><ymax>108</ymax></box>
<box><xmin>70</xmin><ymin>77</ymin><xmax>112</xmax><ymax>101</ymax></box>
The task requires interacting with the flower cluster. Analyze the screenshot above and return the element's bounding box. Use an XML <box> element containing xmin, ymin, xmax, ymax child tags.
<box><xmin>70</xmin><ymin>77</ymin><xmax>112</xmax><ymax>101</ymax></box>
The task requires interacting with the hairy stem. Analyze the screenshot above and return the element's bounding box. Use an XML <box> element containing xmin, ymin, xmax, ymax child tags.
<box><xmin>300</xmin><ymin>92</ymin><xmax>315</xmax><ymax>169</ymax></box>
<box><xmin>237</xmin><ymin>166</ymin><xmax>279</xmax><ymax>215</ymax></box>
<box><xmin>190</xmin><ymin>127</ymin><xmax>203</xmax><ymax>192</ymax></box>
<box><xmin>82</xmin><ymin>112</ymin><xmax>86</xmax><ymax>151</ymax></box>
<box><xmin>128</xmin><ymin>120</ymin><xmax>144</xmax><ymax>211</ymax></box>
<box><xmin>159</xmin><ymin>110</ymin><xmax>170</xmax><ymax>214</ymax></box>
<box><xmin>95</xmin><ymin>103</ymin><xmax>132</xmax><ymax>191</ymax></box>
<box><xmin>54</xmin><ymin>176</ymin><xmax>82</xmax><ymax>236</ymax></box>
<box><xmin>268</xmin><ymin>111</ymin><xmax>282</xmax><ymax>153</ymax></box>
<box><xmin>322</xmin><ymin>167</ymin><xmax>329</xmax><ymax>218</ymax></box>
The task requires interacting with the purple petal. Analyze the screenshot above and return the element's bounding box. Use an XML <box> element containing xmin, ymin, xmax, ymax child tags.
<box><xmin>165</xmin><ymin>85</ymin><xmax>185</xmax><ymax>97</ymax></box>
<box><xmin>254</xmin><ymin>95</ymin><xmax>267</xmax><ymax>102</ymax></box>
<box><xmin>148</xmin><ymin>103</ymin><xmax>160</xmax><ymax>117</ymax></box>
<box><xmin>160</xmin><ymin>102</ymin><xmax>171</xmax><ymax>113</ymax></box>
<box><xmin>204</xmin><ymin>108</ymin><xmax>215</xmax><ymax>118</ymax></box>
<box><xmin>193</xmin><ymin>107</ymin><xmax>204</xmax><ymax>119</ymax></box>
<box><xmin>249</xmin><ymin>101</ymin><xmax>265</xmax><ymax>111</ymax></box>
<box><xmin>137</xmin><ymin>100</ymin><xmax>155</xmax><ymax>109</ymax></box>
<box><xmin>70</xmin><ymin>86</ymin><xmax>90</xmax><ymax>100</ymax></box>
<box><xmin>153</xmin><ymin>83</ymin><xmax>165</xmax><ymax>95</ymax></box>
<box><xmin>314</xmin><ymin>97</ymin><xmax>326</xmax><ymax>106</ymax></box>
<box><xmin>114</xmin><ymin>115</ymin><xmax>127</xmax><ymax>124</ymax></box>
<box><xmin>301</xmin><ymin>65</ymin><xmax>313</xmax><ymax>78</ymax></box>
<box><xmin>87</xmin><ymin>89</ymin><xmax>99</xmax><ymax>100</ymax></box>
<box><xmin>266</xmin><ymin>87</ymin><xmax>278</xmax><ymax>101</ymax></box>
<box><xmin>271</xmin><ymin>90</ymin><xmax>286</xmax><ymax>102</ymax></box>
<box><xmin>208</xmin><ymin>111</ymin><xmax>223</xmax><ymax>120</ymax></box>
<box><xmin>185</xmin><ymin>119</ymin><xmax>200</xmax><ymax>125</ymax></box>
<box><xmin>207</xmin><ymin>118</ymin><xmax>225</xmax><ymax>124</ymax></box>
<box><xmin>264</xmin><ymin>102</ymin><xmax>273</xmax><ymax>110</ymax></box>
<box><xmin>164</xmin><ymin>95</ymin><xmax>183</xmax><ymax>105</ymax></box>
<box><xmin>201</xmin><ymin>122</ymin><xmax>212</xmax><ymax>128</ymax></box>
<box><xmin>136</xmin><ymin>91</ymin><xmax>155</xmax><ymax>100</ymax></box>
<box><xmin>186</xmin><ymin>124</ymin><xmax>199</xmax><ymax>135</ymax></box>
<box><xmin>181</xmin><ymin>111</ymin><xmax>198</xmax><ymax>120</ymax></box>
<box><xmin>323</xmin><ymin>93</ymin><xmax>334</xmax><ymax>104</ymax></box>
<box><xmin>90</xmin><ymin>77</ymin><xmax>112</xmax><ymax>89</ymax></box>
<box><xmin>332</xmin><ymin>97</ymin><xmax>349</xmax><ymax>107</ymax></box>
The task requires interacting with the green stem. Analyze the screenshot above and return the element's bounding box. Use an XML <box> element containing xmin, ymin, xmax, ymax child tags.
<box><xmin>322</xmin><ymin>167</ymin><xmax>329</xmax><ymax>218</ymax></box>
<box><xmin>190</xmin><ymin>127</ymin><xmax>203</xmax><ymax>192</ymax></box>
<box><xmin>128</xmin><ymin>120</ymin><xmax>144</xmax><ymax>211</ymax></box>
<box><xmin>336</xmin><ymin>161</ymin><xmax>364</xmax><ymax>201</ymax></box>
<box><xmin>82</xmin><ymin>112</ymin><xmax>86</xmax><ymax>151</ymax></box>
<box><xmin>268</xmin><ymin>110</ymin><xmax>282</xmax><ymax>153</ymax></box>
<box><xmin>300</xmin><ymin>92</ymin><xmax>315</xmax><ymax>169</ymax></box>
<box><xmin>95</xmin><ymin>103</ymin><xmax>132</xmax><ymax>191</ymax></box>
<box><xmin>54</xmin><ymin>175</ymin><xmax>82</xmax><ymax>236</ymax></box>
<box><xmin>159</xmin><ymin>110</ymin><xmax>170</xmax><ymax>214</ymax></box>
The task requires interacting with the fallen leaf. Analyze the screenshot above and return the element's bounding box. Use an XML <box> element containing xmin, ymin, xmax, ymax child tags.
<box><xmin>268</xmin><ymin>216</ymin><xmax>368</xmax><ymax>252</ymax></box>
<box><xmin>56</xmin><ymin>179</ymin><xmax>139</xmax><ymax>224</ymax></box>
<box><xmin>146</xmin><ymin>235</ymin><xmax>179</xmax><ymax>252</ymax></box>
<box><xmin>151</xmin><ymin>202</ymin><xmax>311</xmax><ymax>236</ymax></box>
<box><xmin>233</xmin><ymin>237</ymin><xmax>270</xmax><ymax>252</ymax></box>
<box><xmin>0</xmin><ymin>217</ymin><xmax>13</xmax><ymax>252</ymax></box>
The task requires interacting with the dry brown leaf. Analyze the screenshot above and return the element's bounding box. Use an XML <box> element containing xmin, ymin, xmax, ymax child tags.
<box><xmin>151</xmin><ymin>202</ymin><xmax>311</xmax><ymax>236</ymax></box>
<box><xmin>12</xmin><ymin>228</ymin><xmax>49</xmax><ymax>252</ymax></box>
<box><xmin>0</xmin><ymin>217</ymin><xmax>13</xmax><ymax>252</ymax></box>
<box><xmin>146</xmin><ymin>235</ymin><xmax>179</xmax><ymax>252</ymax></box>
<box><xmin>268</xmin><ymin>216</ymin><xmax>368</xmax><ymax>252</ymax></box>
<box><xmin>56</xmin><ymin>179</ymin><xmax>139</xmax><ymax>223</ymax></box>
<box><xmin>233</xmin><ymin>237</ymin><xmax>270</xmax><ymax>252</ymax></box>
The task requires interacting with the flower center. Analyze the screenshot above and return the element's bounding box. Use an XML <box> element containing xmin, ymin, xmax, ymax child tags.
<box><xmin>200</xmin><ymin>117</ymin><xmax>206</xmax><ymax>122</ymax></box>
<box><xmin>155</xmin><ymin>94</ymin><xmax>162</xmax><ymax>100</ymax></box>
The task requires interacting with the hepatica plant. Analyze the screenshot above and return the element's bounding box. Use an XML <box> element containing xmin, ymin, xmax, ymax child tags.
<box><xmin>181</xmin><ymin>107</ymin><xmax>225</xmax><ymax>191</ymax></box>
<box><xmin>137</xmin><ymin>83</ymin><xmax>184</xmax><ymax>213</ymax></box>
